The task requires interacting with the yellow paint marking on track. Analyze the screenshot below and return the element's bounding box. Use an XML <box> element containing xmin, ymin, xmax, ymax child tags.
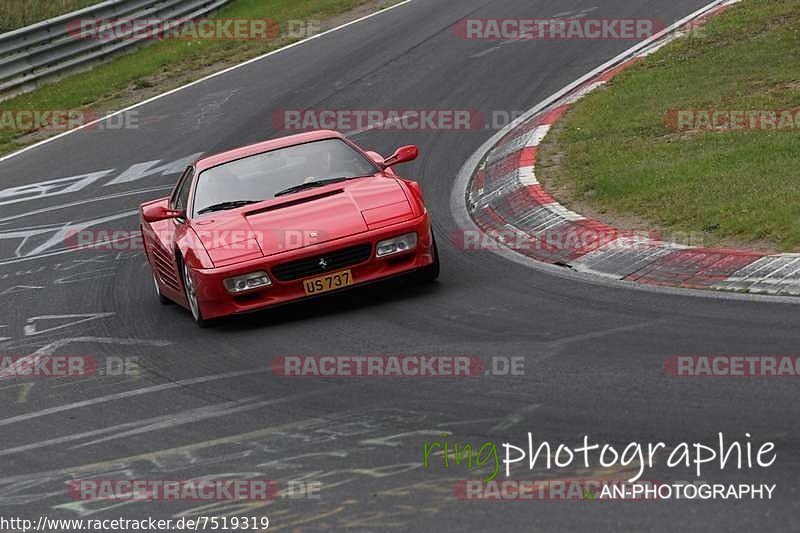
<box><xmin>15</xmin><ymin>382</ymin><xmax>33</xmax><ymax>403</ymax></box>
<box><xmin>42</xmin><ymin>417</ymin><xmax>328</xmax><ymax>476</ymax></box>
<box><xmin>0</xmin><ymin>382</ymin><xmax>34</xmax><ymax>404</ymax></box>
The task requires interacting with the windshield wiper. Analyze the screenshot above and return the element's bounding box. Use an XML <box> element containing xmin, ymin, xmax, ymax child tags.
<box><xmin>197</xmin><ymin>200</ymin><xmax>261</xmax><ymax>215</ymax></box>
<box><xmin>274</xmin><ymin>177</ymin><xmax>350</xmax><ymax>198</ymax></box>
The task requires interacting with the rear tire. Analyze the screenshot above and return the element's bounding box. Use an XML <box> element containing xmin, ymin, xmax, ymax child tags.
<box><xmin>153</xmin><ymin>272</ymin><xmax>171</xmax><ymax>305</ymax></box>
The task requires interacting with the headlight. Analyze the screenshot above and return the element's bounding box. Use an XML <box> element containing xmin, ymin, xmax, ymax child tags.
<box><xmin>224</xmin><ymin>271</ymin><xmax>271</xmax><ymax>294</ymax></box>
<box><xmin>376</xmin><ymin>232</ymin><xmax>418</xmax><ymax>258</ymax></box>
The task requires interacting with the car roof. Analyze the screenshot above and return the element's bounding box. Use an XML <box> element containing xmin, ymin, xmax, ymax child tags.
<box><xmin>194</xmin><ymin>130</ymin><xmax>346</xmax><ymax>172</ymax></box>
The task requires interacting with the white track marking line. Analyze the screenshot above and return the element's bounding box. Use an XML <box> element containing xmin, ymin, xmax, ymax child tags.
<box><xmin>0</xmin><ymin>0</ymin><xmax>415</xmax><ymax>165</ymax></box>
<box><xmin>346</xmin><ymin>111</ymin><xmax>419</xmax><ymax>137</ymax></box>
<box><xmin>0</xmin><ymin>185</ymin><xmax>172</xmax><ymax>224</ymax></box>
<box><xmin>0</xmin><ymin>367</ymin><xmax>272</xmax><ymax>427</ymax></box>
<box><xmin>0</xmin><ymin>392</ymin><xmax>327</xmax><ymax>456</ymax></box>
<box><xmin>518</xmin><ymin>166</ymin><xmax>538</xmax><ymax>186</ymax></box>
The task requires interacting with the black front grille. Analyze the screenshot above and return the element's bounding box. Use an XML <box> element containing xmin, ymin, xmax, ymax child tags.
<box><xmin>272</xmin><ymin>243</ymin><xmax>372</xmax><ymax>281</ymax></box>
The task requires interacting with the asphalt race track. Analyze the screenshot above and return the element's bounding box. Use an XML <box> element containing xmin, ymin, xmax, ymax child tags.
<box><xmin>1</xmin><ymin>1</ymin><xmax>798</xmax><ymax>530</ymax></box>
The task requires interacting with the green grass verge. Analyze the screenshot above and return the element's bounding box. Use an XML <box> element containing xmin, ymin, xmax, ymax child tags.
<box><xmin>537</xmin><ymin>0</ymin><xmax>800</xmax><ymax>251</ymax></box>
<box><xmin>0</xmin><ymin>0</ymin><xmax>393</xmax><ymax>156</ymax></box>
<box><xmin>0</xmin><ymin>0</ymin><xmax>106</xmax><ymax>33</ymax></box>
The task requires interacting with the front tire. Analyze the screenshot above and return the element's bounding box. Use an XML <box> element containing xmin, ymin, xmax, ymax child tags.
<box><xmin>181</xmin><ymin>259</ymin><xmax>209</xmax><ymax>328</ymax></box>
<box><xmin>412</xmin><ymin>233</ymin><xmax>440</xmax><ymax>284</ymax></box>
<box><xmin>143</xmin><ymin>227</ymin><xmax>171</xmax><ymax>305</ymax></box>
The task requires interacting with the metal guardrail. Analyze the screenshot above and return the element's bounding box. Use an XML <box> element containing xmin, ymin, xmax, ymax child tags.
<box><xmin>0</xmin><ymin>0</ymin><xmax>231</xmax><ymax>96</ymax></box>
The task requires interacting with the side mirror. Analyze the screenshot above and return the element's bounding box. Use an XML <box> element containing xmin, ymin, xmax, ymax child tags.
<box><xmin>142</xmin><ymin>200</ymin><xmax>184</xmax><ymax>223</ymax></box>
<box><xmin>383</xmin><ymin>145</ymin><xmax>418</xmax><ymax>167</ymax></box>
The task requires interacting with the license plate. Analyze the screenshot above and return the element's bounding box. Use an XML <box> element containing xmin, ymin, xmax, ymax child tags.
<box><xmin>303</xmin><ymin>270</ymin><xmax>354</xmax><ymax>295</ymax></box>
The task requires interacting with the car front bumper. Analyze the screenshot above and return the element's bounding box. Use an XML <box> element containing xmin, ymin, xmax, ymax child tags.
<box><xmin>189</xmin><ymin>214</ymin><xmax>435</xmax><ymax>319</ymax></box>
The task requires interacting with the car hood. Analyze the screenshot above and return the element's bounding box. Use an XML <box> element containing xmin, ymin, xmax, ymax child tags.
<box><xmin>190</xmin><ymin>176</ymin><xmax>413</xmax><ymax>266</ymax></box>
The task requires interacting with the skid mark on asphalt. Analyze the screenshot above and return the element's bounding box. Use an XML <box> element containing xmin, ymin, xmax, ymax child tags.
<box><xmin>551</xmin><ymin>6</ymin><xmax>599</xmax><ymax>18</ymax></box>
<box><xmin>0</xmin><ymin>381</ymin><xmax>34</xmax><ymax>404</ymax></box>
<box><xmin>0</xmin><ymin>391</ymin><xmax>331</xmax><ymax>457</ymax></box>
<box><xmin>0</xmin><ymin>253</ymin><xmax>140</xmax><ymax>297</ymax></box>
<box><xmin>490</xmin><ymin>403</ymin><xmax>541</xmax><ymax>432</ymax></box>
<box><xmin>0</xmin><ymin>336</ymin><xmax>169</xmax><ymax>407</ymax></box>
<box><xmin>468</xmin><ymin>6</ymin><xmax>600</xmax><ymax>59</ymax></box>
<box><xmin>0</xmin><ymin>211</ymin><xmax>138</xmax><ymax>266</ymax></box>
<box><xmin>543</xmin><ymin>318</ymin><xmax>670</xmax><ymax>350</ymax></box>
<box><xmin>0</xmin><ymin>152</ymin><xmax>201</xmax><ymax>268</ymax></box>
<box><xmin>0</xmin><ymin>284</ymin><xmax>44</xmax><ymax>297</ymax></box>
<box><xmin>26</xmin><ymin>336</ymin><xmax>169</xmax><ymax>357</ymax></box>
<box><xmin>0</xmin><ymin>185</ymin><xmax>172</xmax><ymax>225</ymax></box>
<box><xmin>177</xmin><ymin>89</ymin><xmax>242</xmax><ymax>132</ymax></box>
<box><xmin>0</xmin><ymin>404</ymin><xmax>648</xmax><ymax>529</ymax></box>
<box><xmin>0</xmin><ymin>367</ymin><xmax>260</xmax><ymax>427</ymax></box>
<box><xmin>23</xmin><ymin>314</ymin><xmax>115</xmax><ymax>337</ymax></box>
<box><xmin>0</xmin><ymin>410</ymin><xmax>426</xmax><ymax>497</ymax></box>
<box><xmin>0</xmin><ymin>153</ymin><xmax>198</xmax><ymax>210</ymax></box>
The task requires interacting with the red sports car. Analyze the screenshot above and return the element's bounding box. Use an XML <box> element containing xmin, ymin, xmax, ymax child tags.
<box><xmin>139</xmin><ymin>130</ymin><xmax>439</xmax><ymax>326</ymax></box>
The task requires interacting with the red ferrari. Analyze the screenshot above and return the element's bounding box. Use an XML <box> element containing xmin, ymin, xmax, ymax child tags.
<box><xmin>139</xmin><ymin>130</ymin><xmax>439</xmax><ymax>326</ymax></box>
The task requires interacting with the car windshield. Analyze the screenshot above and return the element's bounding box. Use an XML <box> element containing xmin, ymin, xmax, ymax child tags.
<box><xmin>192</xmin><ymin>138</ymin><xmax>379</xmax><ymax>216</ymax></box>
